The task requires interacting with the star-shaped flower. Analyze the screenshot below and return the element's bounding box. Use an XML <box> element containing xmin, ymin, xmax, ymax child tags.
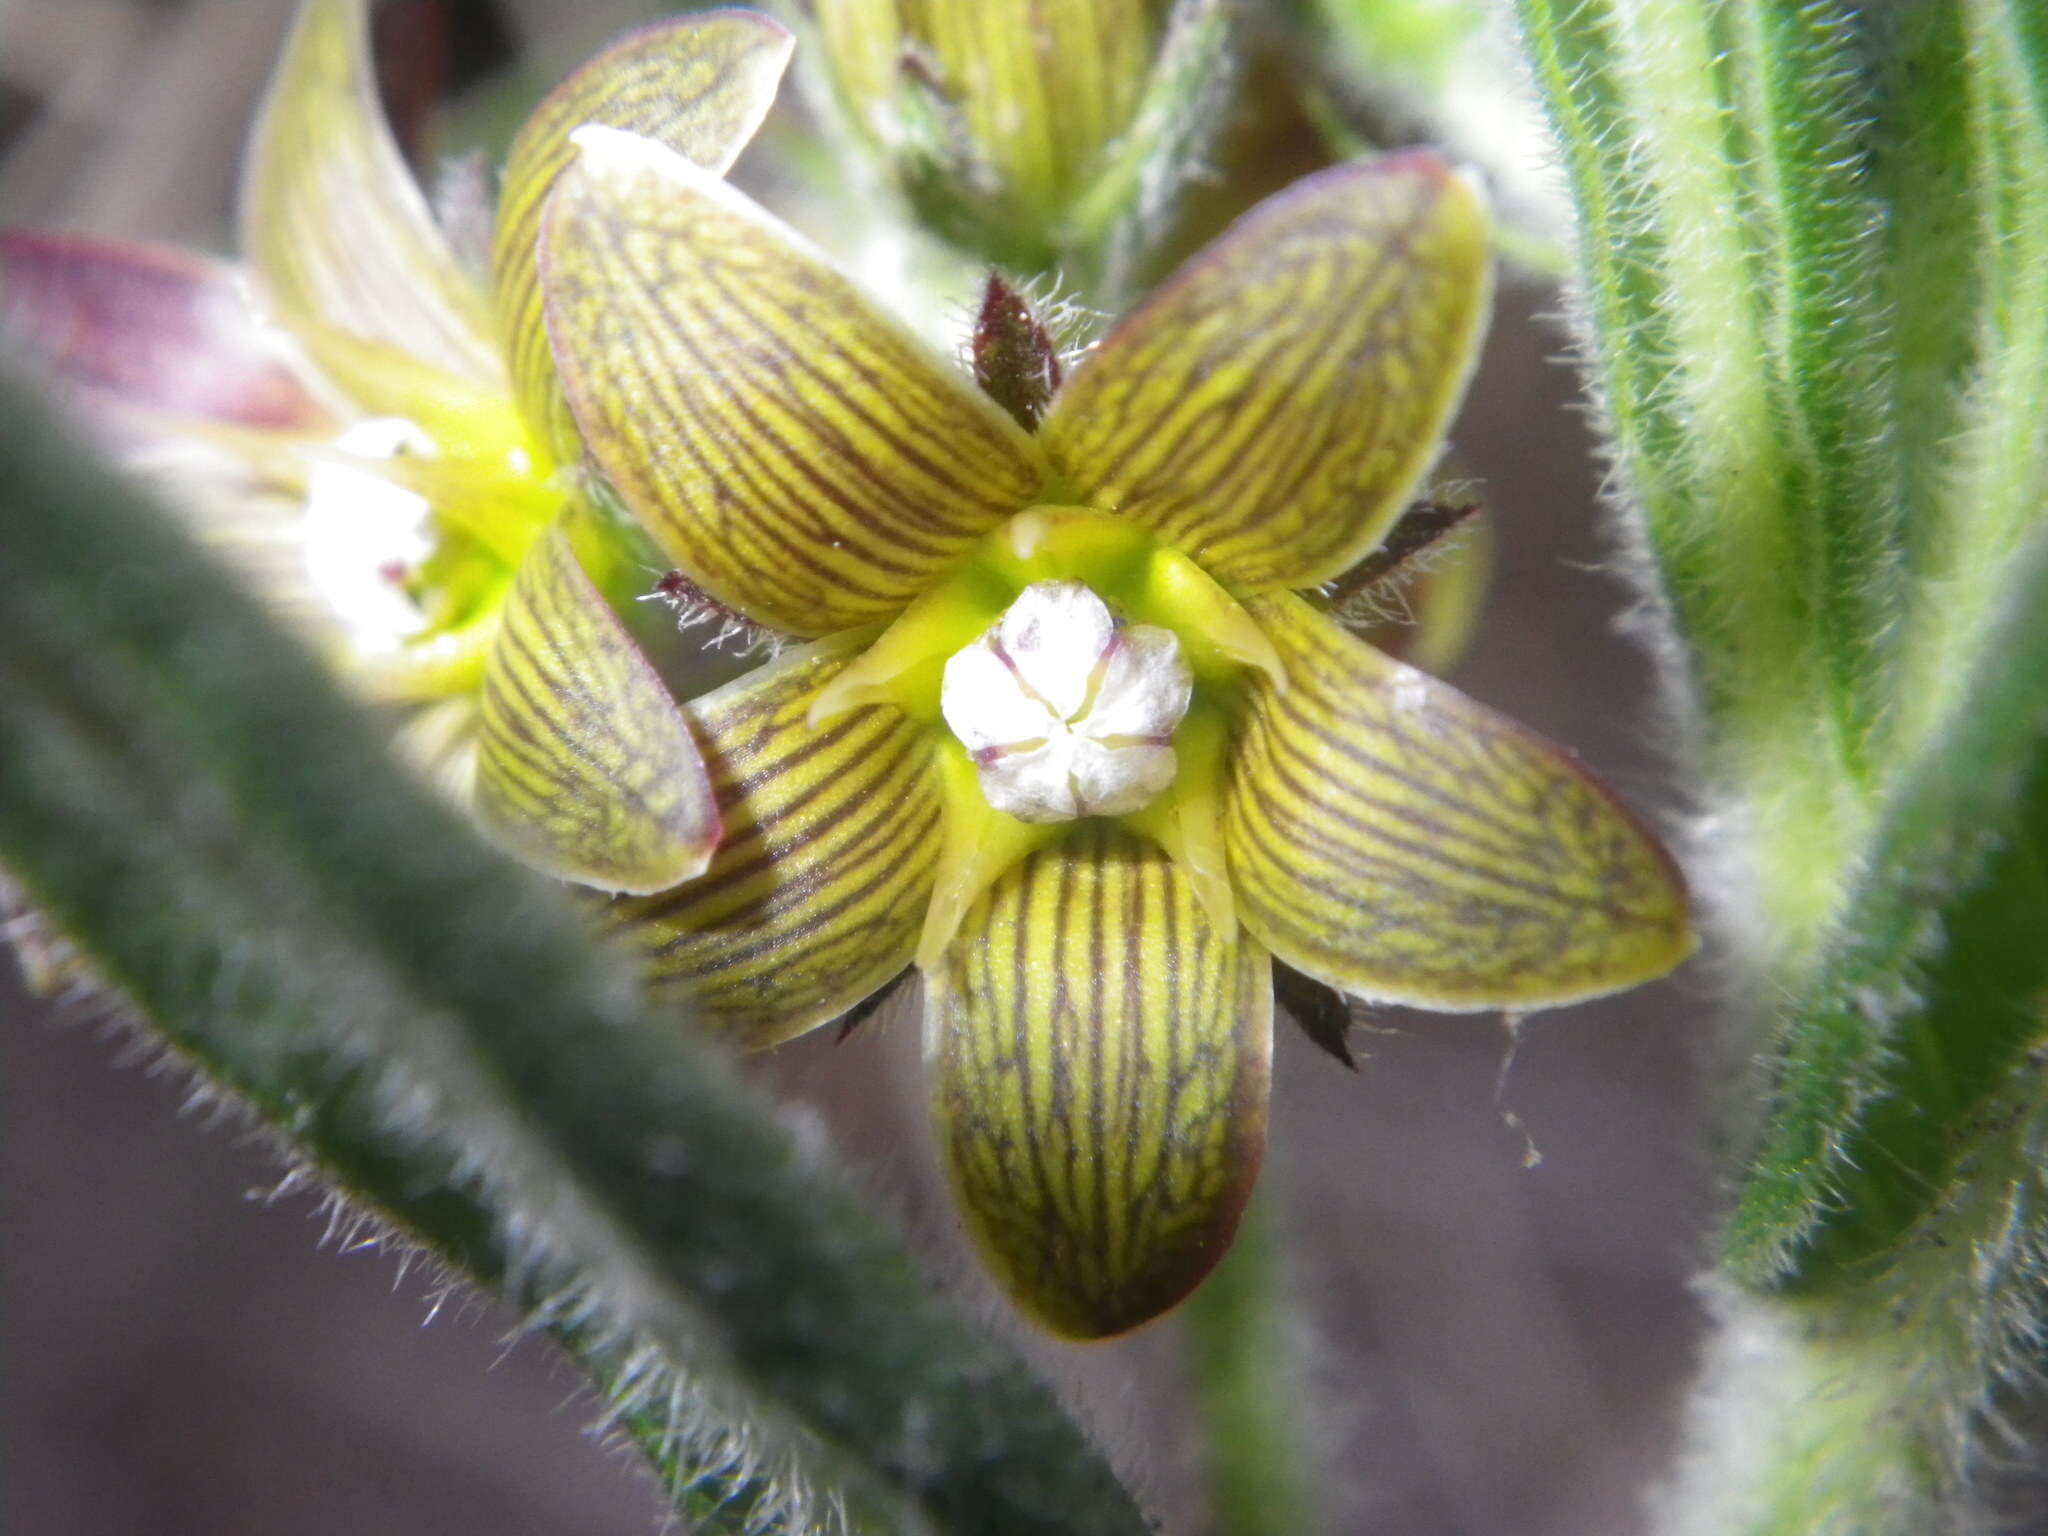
<box><xmin>540</xmin><ymin>125</ymin><xmax>1693</xmax><ymax>1337</ymax></box>
<box><xmin>2</xmin><ymin>0</ymin><xmax>798</xmax><ymax>895</ymax></box>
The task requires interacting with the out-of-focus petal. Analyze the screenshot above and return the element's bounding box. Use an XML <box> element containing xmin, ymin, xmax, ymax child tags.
<box><xmin>600</xmin><ymin>632</ymin><xmax>942</xmax><ymax>1048</ymax></box>
<box><xmin>491</xmin><ymin>12</ymin><xmax>792</xmax><ymax>465</ymax></box>
<box><xmin>277</xmin><ymin>313</ymin><xmax>524</xmax><ymax>462</ymax></box>
<box><xmin>0</xmin><ymin>231</ymin><xmax>335</xmax><ymax>431</ymax></box>
<box><xmin>1222</xmin><ymin>594</ymin><xmax>1691</xmax><ymax>1009</ymax></box>
<box><xmin>541</xmin><ymin>126</ymin><xmax>1045</xmax><ymax>636</ymax></box>
<box><xmin>475</xmin><ymin>518</ymin><xmax>719</xmax><ymax>894</ymax></box>
<box><xmin>1042</xmin><ymin>153</ymin><xmax>1491</xmax><ymax>589</ymax></box>
<box><xmin>240</xmin><ymin>0</ymin><xmax>499</xmax><ymax>393</ymax></box>
<box><xmin>927</xmin><ymin>823</ymin><xmax>1271</xmax><ymax>1338</ymax></box>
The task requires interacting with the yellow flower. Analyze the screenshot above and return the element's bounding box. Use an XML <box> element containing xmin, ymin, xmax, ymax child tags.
<box><xmin>2</xmin><ymin>0</ymin><xmax>797</xmax><ymax>897</ymax></box>
<box><xmin>539</xmin><ymin>126</ymin><xmax>1693</xmax><ymax>1337</ymax></box>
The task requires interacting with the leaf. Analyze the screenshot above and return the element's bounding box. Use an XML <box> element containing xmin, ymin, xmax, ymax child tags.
<box><xmin>0</xmin><ymin>369</ymin><xmax>1147</xmax><ymax>1536</ymax></box>
<box><xmin>1512</xmin><ymin>0</ymin><xmax>1911</xmax><ymax>960</ymax></box>
<box><xmin>1725</xmin><ymin>529</ymin><xmax>2048</xmax><ymax>1288</ymax></box>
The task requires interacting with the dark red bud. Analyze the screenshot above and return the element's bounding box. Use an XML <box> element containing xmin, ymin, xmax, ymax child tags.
<box><xmin>971</xmin><ymin>272</ymin><xmax>1062</xmax><ymax>433</ymax></box>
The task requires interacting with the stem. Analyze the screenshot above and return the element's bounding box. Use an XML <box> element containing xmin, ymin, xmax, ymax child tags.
<box><xmin>1181</xmin><ymin>1188</ymin><xmax>1318</xmax><ymax>1536</ymax></box>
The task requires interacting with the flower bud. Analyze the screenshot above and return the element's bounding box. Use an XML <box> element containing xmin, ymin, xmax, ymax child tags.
<box><xmin>809</xmin><ymin>0</ymin><xmax>1220</xmax><ymax>275</ymax></box>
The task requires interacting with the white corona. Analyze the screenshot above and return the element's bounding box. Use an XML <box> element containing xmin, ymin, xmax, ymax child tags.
<box><xmin>940</xmin><ymin>579</ymin><xmax>1193</xmax><ymax>823</ymax></box>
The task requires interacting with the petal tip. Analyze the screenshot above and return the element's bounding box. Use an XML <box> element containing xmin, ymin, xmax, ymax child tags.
<box><xmin>568</xmin><ymin>121</ymin><xmax>686</xmax><ymax>177</ymax></box>
<box><xmin>929</xmin><ymin>827</ymin><xmax>1271</xmax><ymax>1340</ymax></box>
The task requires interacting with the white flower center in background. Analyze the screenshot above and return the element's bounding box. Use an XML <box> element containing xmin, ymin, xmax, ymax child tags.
<box><xmin>302</xmin><ymin>416</ymin><xmax>434</xmax><ymax>654</ymax></box>
<box><xmin>941</xmin><ymin>580</ymin><xmax>1193</xmax><ymax>824</ymax></box>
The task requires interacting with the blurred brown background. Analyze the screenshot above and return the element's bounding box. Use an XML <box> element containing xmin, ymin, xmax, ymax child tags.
<box><xmin>0</xmin><ymin>2</ymin><xmax>1710</xmax><ymax>1532</ymax></box>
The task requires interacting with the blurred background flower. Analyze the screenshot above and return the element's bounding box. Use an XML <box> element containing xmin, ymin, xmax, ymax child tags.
<box><xmin>1</xmin><ymin>3</ymin><xmax>1706</xmax><ymax>1533</ymax></box>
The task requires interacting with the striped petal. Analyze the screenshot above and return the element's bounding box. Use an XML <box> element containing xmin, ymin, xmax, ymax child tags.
<box><xmin>928</xmin><ymin>823</ymin><xmax>1271</xmax><ymax>1338</ymax></box>
<box><xmin>240</xmin><ymin>0</ymin><xmax>500</xmax><ymax>396</ymax></box>
<box><xmin>475</xmin><ymin>518</ymin><xmax>717</xmax><ymax>894</ymax></box>
<box><xmin>1222</xmin><ymin>594</ymin><xmax>1690</xmax><ymax>1009</ymax></box>
<box><xmin>491</xmin><ymin>13</ymin><xmax>792</xmax><ymax>466</ymax></box>
<box><xmin>0</xmin><ymin>231</ymin><xmax>335</xmax><ymax>433</ymax></box>
<box><xmin>1041</xmin><ymin>153</ymin><xmax>1491</xmax><ymax>589</ymax></box>
<box><xmin>600</xmin><ymin>632</ymin><xmax>942</xmax><ymax>1048</ymax></box>
<box><xmin>541</xmin><ymin>126</ymin><xmax>1046</xmax><ymax>636</ymax></box>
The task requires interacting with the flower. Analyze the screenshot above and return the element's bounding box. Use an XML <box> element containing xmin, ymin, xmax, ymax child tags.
<box><xmin>539</xmin><ymin>124</ymin><xmax>1693</xmax><ymax>1337</ymax></box>
<box><xmin>0</xmin><ymin>0</ymin><xmax>797</xmax><ymax>895</ymax></box>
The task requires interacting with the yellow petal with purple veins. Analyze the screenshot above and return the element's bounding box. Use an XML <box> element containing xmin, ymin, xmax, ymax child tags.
<box><xmin>240</xmin><ymin>0</ymin><xmax>499</xmax><ymax>391</ymax></box>
<box><xmin>476</xmin><ymin>519</ymin><xmax>717</xmax><ymax>894</ymax></box>
<box><xmin>1222</xmin><ymin>594</ymin><xmax>1690</xmax><ymax>1009</ymax></box>
<box><xmin>541</xmin><ymin>126</ymin><xmax>1046</xmax><ymax>636</ymax></box>
<box><xmin>600</xmin><ymin>633</ymin><xmax>942</xmax><ymax>1049</ymax></box>
<box><xmin>1041</xmin><ymin>152</ymin><xmax>1491</xmax><ymax>589</ymax></box>
<box><xmin>928</xmin><ymin>823</ymin><xmax>1271</xmax><ymax>1339</ymax></box>
<box><xmin>492</xmin><ymin>13</ymin><xmax>793</xmax><ymax>466</ymax></box>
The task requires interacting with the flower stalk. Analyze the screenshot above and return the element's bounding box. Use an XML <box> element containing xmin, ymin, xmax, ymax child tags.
<box><xmin>1181</xmin><ymin>1187</ymin><xmax>1320</xmax><ymax>1536</ymax></box>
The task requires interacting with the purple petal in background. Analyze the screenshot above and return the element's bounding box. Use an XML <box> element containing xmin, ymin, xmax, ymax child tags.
<box><xmin>0</xmin><ymin>229</ymin><xmax>335</xmax><ymax>431</ymax></box>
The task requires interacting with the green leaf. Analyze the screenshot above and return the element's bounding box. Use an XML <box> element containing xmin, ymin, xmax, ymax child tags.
<box><xmin>1726</xmin><ymin>527</ymin><xmax>2048</xmax><ymax>1287</ymax></box>
<box><xmin>1669</xmin><ymin>533</ymin><xmax>2048</xmax><ymax>1534</ymax></box>
<box><xmin>1517</xmin><ymin>1</ymin><xmax>2048</xmax><ymax>1525</ymax></box>
<box><xmin>1512</xmin><ymin>0</ymin><xmax>1926</xmax><ymax>964</ymax></box>
<box><xmin>0</xmin><ymin>369</ymin><xmax>1147</xmax><ymax>1536</ymax></box>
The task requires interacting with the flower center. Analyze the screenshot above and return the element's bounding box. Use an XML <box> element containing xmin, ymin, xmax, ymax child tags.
<box><xmin>940</xmin><ymin>580</ymin><xmax>1192</xmax><ymax>823</ymax></box>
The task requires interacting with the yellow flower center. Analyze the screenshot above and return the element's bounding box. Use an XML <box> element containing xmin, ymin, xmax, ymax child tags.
<box><xmin>809</xmin><ymin>506</ymin><xmax>1286</xmax><ymax>964</ymax></box>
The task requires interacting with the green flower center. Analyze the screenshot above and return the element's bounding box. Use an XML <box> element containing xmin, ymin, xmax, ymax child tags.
<box><xmin>809</xmin><ymin>505</ymin><xmax>1280</xmax><ymax>730</ymax></box>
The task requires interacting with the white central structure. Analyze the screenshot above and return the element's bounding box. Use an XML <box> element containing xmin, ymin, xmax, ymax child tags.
<box><xmin>940</xmin><ymin>580</ymin><xmax>1194</xmax><ymax>824</ymax></box>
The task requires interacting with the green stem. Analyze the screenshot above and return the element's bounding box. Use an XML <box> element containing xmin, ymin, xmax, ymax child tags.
<box><xmin>1181</xmin><ymin>1188</ymin><xmax>1318</xmax><ymax>1536</ymax></box>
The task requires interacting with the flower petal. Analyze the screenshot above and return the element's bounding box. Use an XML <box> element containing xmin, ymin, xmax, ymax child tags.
<box><xmin>1041</xmin><ymin>153</ymin><xmax>1491</xmax><ymax>588</ymax></box>
<box><xmin>240</xmin><ymin>0</ymin><xmax>500</xmax><ymax>392</ymax></box>
<box><xmin>491</xmin><ymin>13</ymin><xmax>792</xmax><ymax>465</ymax></box>
<box><xmin>541</xmin><ymin>126</ymin><xmax>1045</xmax><ymax>636</ymax></box>
<box><xmin>475</xmin><ymin>518</ymin><xmax>718</xmax><ymax>894</ymax></box>
<box><xmin>0</xmin><ymin>231</ymin><xmax>335</xmax><ymax>432</ymax></box>
<box><xmin>599</xmin><ymin>632</ymin><xmax>943</xmax><ymax>1048</ymax></box>
<box><xmin>1222</xmin><ymin>595</ymin><xmax>1690</xmax><ymax>1009</ymax></box>
<box><xmin>927</xmin><ymin>822</ymin><xmax>1271</xmax><ymax>1338</ymax></box>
